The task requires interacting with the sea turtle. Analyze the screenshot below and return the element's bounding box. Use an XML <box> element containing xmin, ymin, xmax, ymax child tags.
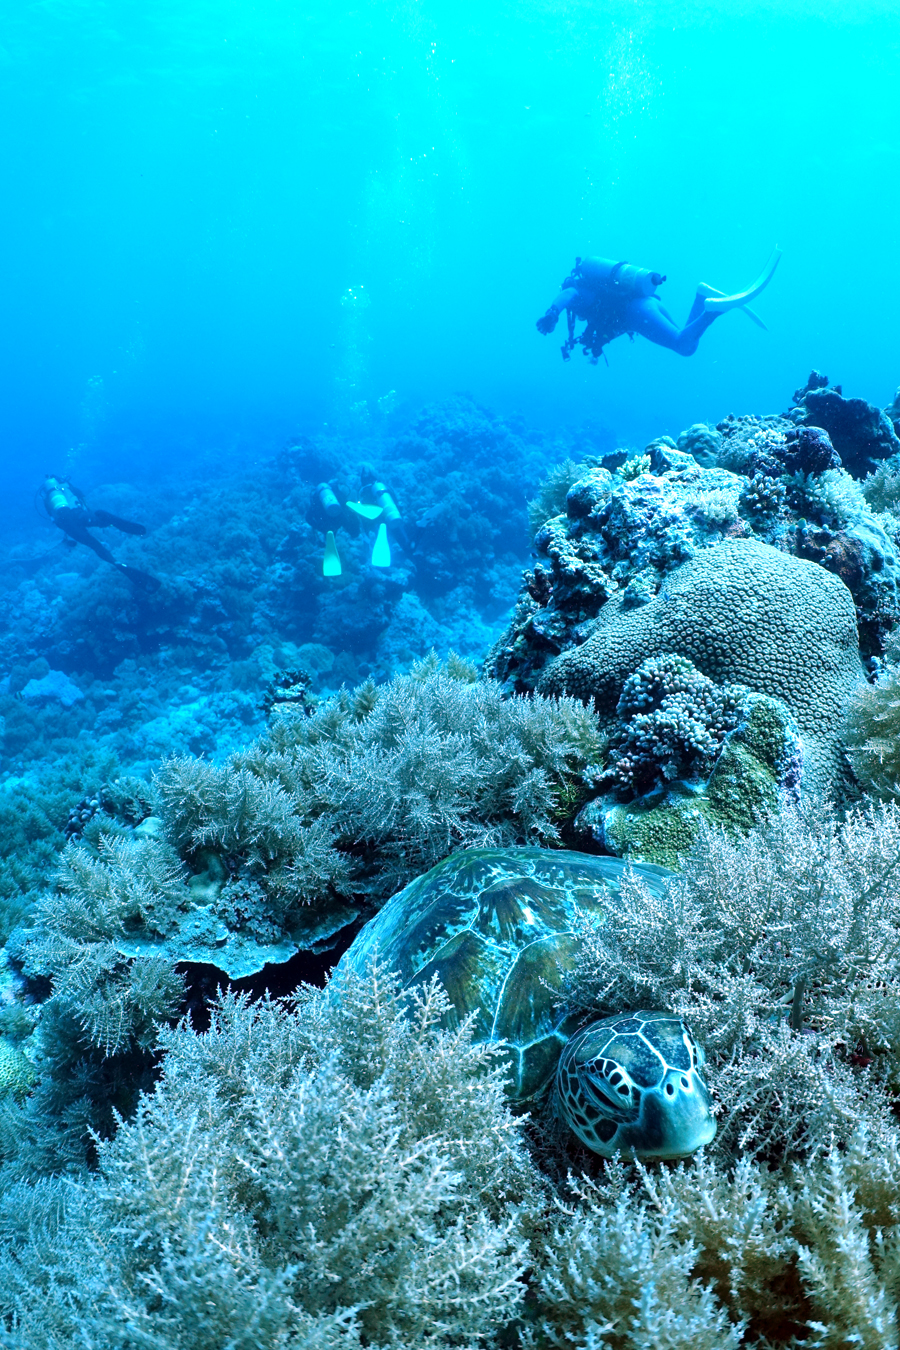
<box><xmin>336</xmin><ymin>846</ymin><xmax>716</xmax><ymax>1160</ymax></box>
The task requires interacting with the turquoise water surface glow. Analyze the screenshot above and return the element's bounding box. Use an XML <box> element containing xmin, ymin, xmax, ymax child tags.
<box><xmin>0</xmin><ymin>0</ymin><xmax>897</xmax><ymax>495</ymax></box>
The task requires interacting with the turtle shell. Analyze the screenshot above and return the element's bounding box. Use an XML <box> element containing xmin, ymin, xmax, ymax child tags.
<box><xmin>336</xmin><ymin>847</ymin><xmax>673</xmax><ymax>1100</ymax></box>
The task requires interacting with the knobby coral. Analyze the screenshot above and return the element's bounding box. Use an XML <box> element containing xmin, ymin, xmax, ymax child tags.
<box><xmin>538</xmin><ymin>538</ymin><xmax>863</xmax><ymax>799</ymax></box>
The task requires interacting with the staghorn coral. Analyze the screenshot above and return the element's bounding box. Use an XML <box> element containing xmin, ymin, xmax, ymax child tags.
<box><xmin>566</xmin><ymin>800</ymin><xmax>900</xmax><ymax>1164</ymax></box>
<box><xmin>0</xmin><ymin>964</ymin><xmax>538</xmax><ymax>1350</ymax></box>
<box><xmin>579</xmin><ymin>654</ymin><xmax>802</xmax><ymax>867</ymax></box>
<box><xmin>845</xmin><ymin>660</ymin><xmax>900</xmax><ymax>798</ymax></box>
<box><xmin>739</xmin><ymin>470</ymin><xmax>787</xmax><ymax>527</ymax></box>
<box><xmin>157</xmin><ymin>654</ymin><xmax>607</xmax><ymax>941</ymax></box>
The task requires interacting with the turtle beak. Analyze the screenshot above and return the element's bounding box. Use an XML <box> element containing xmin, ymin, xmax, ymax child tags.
<box><xmin>626</xmin><ymin>1068</ymin><xmax>717</xmax><ymax>1159</ymax></box>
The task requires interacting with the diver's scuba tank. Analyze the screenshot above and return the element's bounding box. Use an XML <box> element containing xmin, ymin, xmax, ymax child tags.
<box><xmin>362</xmin><ymin>477</ymin><xmax>412</xmax><ymax>553</ymax></box>
<box><xmin>42</xmin><ymin>476</ymin><xmax>76</xmax><ymax>514</ymax></box>
<box><xmin>368</xmin><ymin>481</ymin><xmax>401</xmax><ymax>524</ymax></box>
<box><xmin>574</xmin><ymin>257</ymin><xmax>666</xmax><ymax>298</ymax></box>
<box><xmin>316</xmin><ymin>482</ymin><xmax>343</xmax><ymax>521</ymax></box>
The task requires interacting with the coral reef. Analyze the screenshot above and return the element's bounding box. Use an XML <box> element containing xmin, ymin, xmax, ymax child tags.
<box><xmin>489</xmin><ymin>386</ymin><xmax>900</xmax><ymax>858</ymax></box>
<box><xmin>845</xmin><ymin>653</ymin><xmax>900</xmax><ymax>799</ymax></box>
<box><xmin>885</xmin><ymin>386</ymin><xmax>900</xmax><ymax>438</ymax></box>
<box><xmin>577</xmin><ymin>655</ymin><xmax>802</xmax><ymax>866</ymax></box>
<box><xmin>604</xmin><ymin>654</ymin><xmax>745</xmax><ymax>794</ymax></box>
<box><xmin>5</xmin><ymin>387</ymin><xmax>900</xmax><ymax>1345</ymax></box>
<box><xmin>789</xmin><ymin>371</ymin><xmax>900</xmax><ymax>477</ymax></box>
<box><xmin>0</xmin><ymin>970</ymin><xmax>538</xmax><ymax>1349</ymax></box>
<box><xmin>7</xmin><ymin>829</ymin><xmax>900</xmax><ymax>1349</ymax></box>
<box><xmin>535</xmin><ymin>538</ymin><xmax>862</xmax><ymax>798</ymax></box>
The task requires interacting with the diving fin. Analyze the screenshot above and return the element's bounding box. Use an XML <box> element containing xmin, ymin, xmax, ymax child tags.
<box><xmin>696</xmin><ymin>283</ymin><xmax>768</xmax><ymax>329</ymax></box>
<box><xmin>323</xmin><ymin>530</ymin><xmax>342</xmax><ymax>577</ymax></box>
<box><xmin>700</xmin><ymin>247</ymin><xmax>782</xmax><ymax>316</ymax></box>
<box><xmin>116</xmin><ymin>564</ymin><xmax>161</xmax><ymax>592</ymax></box>
<box><xmin>346</xmin><ymin>501</ymin><xmax>383</xmax><ymax>520</ymax></box>
<box><xmin>371</xmin><ymin>523</ymin><xmax>391</xmax><ymax>568</ymax></box>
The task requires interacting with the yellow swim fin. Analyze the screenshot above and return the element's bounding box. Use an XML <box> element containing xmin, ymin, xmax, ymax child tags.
<box><xmin>371</xmin><ymin>522</ymin><xmax>391</xmax><ymax>568</ymax></box>
<box><xmin>346</xmin><ymin>501</ymin><xmax>383</xmax><ymax>520</ymax></box>
<box><xmin>323</xmin><ymin>530</ymin><xmax>342</xmax><ymax>577</ymax></box>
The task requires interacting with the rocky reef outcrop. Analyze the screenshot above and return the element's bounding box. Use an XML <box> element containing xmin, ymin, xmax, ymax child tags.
<box><xmin>489</xmin><ymin>379</ymin><xmax>900</xmax><ymax>862</ymax></box>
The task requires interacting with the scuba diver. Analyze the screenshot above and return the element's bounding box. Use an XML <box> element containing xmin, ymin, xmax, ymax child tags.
<box><xmin>310</xmin><ymin>475</ymin><xmax>411</xmax><ymax>577</ymax></box>
<box><xmin>536</xmin><ymin>249</ymin><xmax>781</xmax><ymax>364</ymax></box>
<box><xmin>360</xmin><ymin>474</ymin><xmax>412</xmax><ymax>553</ymax></box>
<box><xmin>40</xmin><ymin>477</ymin><xmax>160</xmax><ymax>591</ymax></box>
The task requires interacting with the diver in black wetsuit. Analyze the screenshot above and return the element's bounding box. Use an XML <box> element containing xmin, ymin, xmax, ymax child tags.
<box><xmin>536</xmin><ymin>250</ymin><xmax>781</xmax><ymax>364</ymax></box>
<box><xmin>40</xmin><ymin>477</ymin><xmax>160</xmax><ymax>591</ymax></box>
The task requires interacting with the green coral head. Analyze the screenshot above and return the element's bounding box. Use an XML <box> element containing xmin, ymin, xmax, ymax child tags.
<box><xmin>0</xmin><ymin>1037</ymin><xmax>37</xmax><ymax>1103</ymax></box>
<box><xmin>556</xmin><ymin>1010</ymin><xmax>716</xmax><ymax>1159</ymax></box>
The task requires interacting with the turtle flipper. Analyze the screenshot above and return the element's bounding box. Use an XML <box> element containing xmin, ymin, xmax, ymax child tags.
<box><xmin>699</xmin><ymin>247</ymin><xmax>782</xmax><ymax>317</ymax></box>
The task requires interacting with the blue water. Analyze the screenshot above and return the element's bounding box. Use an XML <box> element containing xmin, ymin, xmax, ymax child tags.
<box><xmin>1</xmin><ymin>0</ymin><xmax>898</xmax><ymax>514</ymax></box>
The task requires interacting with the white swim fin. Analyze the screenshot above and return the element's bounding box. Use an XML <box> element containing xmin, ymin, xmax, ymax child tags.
<box><xmin>346</xmin><ymin>501</ymin><xmax>383</xmax><ymax>520</ymax></box>
<box><xmin>696</xmin><ymin>283</ymin><xmax>768</xmax><ymax>329</ymax></box>
<box><xmin>371</xmin><ymin>523</ymin><xmax>391</xmax><ymax>568</ymax></box>
<box><xmin>700</xmin><ymin>247</ymin><xmax>782</xmax><ymax>316</ymax></box>
<box><xmin>323</xmin><ymin>530</ymin><xmax>342</xmax><ymax>577</ymax></box>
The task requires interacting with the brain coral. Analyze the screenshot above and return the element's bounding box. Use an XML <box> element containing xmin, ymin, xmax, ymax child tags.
<box><xmin>537</xmin><ymin>538</ymin><xmax>863</xmax><ymax>795</ymax></box>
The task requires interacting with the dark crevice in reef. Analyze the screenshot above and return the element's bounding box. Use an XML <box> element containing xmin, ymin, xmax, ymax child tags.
<box><xmin>178</xmin><ymin>918</ymin><xmax>364</xmax><ymax>1032</ymax></box>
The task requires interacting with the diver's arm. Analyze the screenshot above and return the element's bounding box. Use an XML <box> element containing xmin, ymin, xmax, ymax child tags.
<box><xmin>536</xmin><ymin>286</ymin><xmax>578</xmax><ymax>334</ymax></box>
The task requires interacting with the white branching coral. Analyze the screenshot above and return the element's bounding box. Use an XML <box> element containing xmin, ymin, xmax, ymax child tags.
<box><xmin>565</xmin><ymin>800</ymin><xmax>900</xmax><ymax>1162</ymax></box>
<box><xmin>159</xmin><ymin>653</ymin><xmax>607</xmax><ymax>904</ymax></box>
<box><xmin>0</xmin><ymin>963</ymin><xmax>537</xmax><ymax>1349</ymax></box>
<box><xmin>846</xmin><ymin>660</ymin><xmax>900</xmax><ymax>800</ymax></box>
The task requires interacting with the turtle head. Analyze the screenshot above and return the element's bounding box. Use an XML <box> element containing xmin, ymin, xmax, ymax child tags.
<box><xmin>555</xmin><ymin>1011</ymin><xmax>716</xmax><ymax>1160</ymax></box>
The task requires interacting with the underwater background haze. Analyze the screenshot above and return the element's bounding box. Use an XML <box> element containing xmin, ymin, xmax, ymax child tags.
<box><xmin>2</xmin><ymin>0</ymin><xmax>899</xmax><ymax>514</ymax></box>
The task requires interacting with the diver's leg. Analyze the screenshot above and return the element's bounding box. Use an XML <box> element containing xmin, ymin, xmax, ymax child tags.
<box><xmin>68</xmin><ymin>525</ymin><xmax>118</xmax><ymax>564</ymax></box>
<box><xmin>90</xmin><ymin>509</ymin><xmax>147</xmax><ymax>536</ymax></box>
<box><xmin>684</xmin><ymin>290</ymin><xmax>707</xmax><ymax>324</ymax></box>
<box><xmin>627</xmin><ymin>297</ymin><xmax>719</xmax><ymax>356</ymax></box>
<box><xmin>54</xmin><ymin>508</ymin><xmax>118</xmax><ymax>563</ymax></box>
